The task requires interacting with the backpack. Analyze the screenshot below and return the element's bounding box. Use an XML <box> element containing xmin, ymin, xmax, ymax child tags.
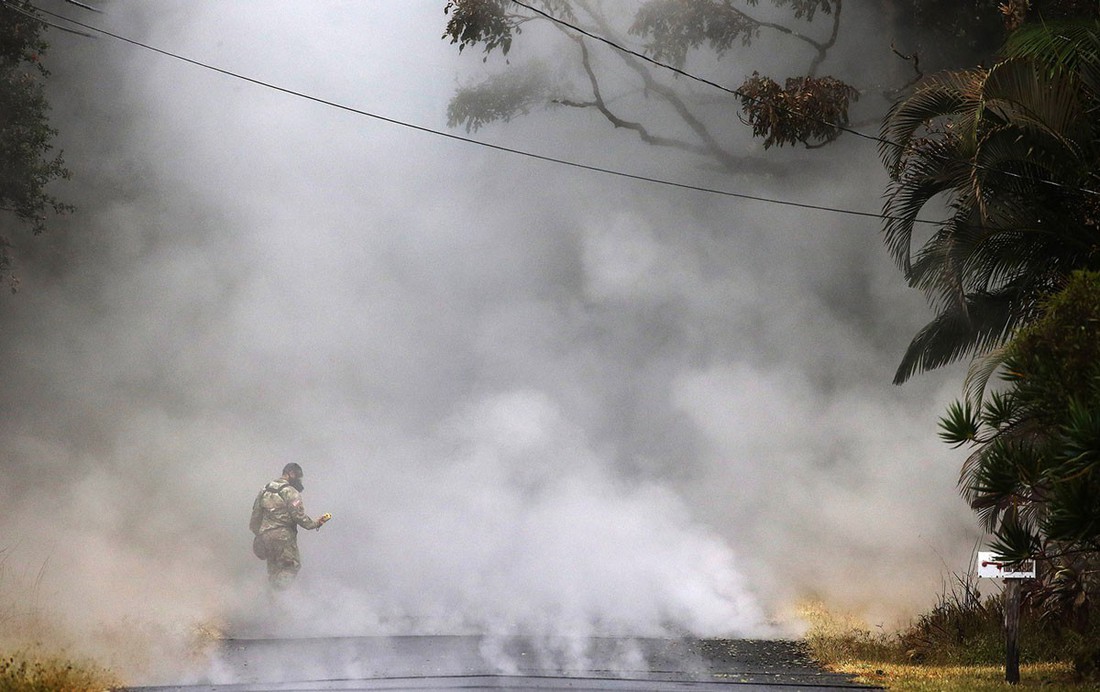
<box><xmin>252</xmin><ymin>534</ymin><xmax>267</xmax><ymax>560</ymax></box>
<box><xmin>250</xmin><ymin>480</ymin><xmax>289</xmax><ymax>560</ymax></box>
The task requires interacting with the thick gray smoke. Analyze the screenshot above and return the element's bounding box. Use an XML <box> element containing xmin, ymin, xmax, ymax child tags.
<box><xmin>0</xmin><ymin>1</ymin><xmax>979</xmax><ymax>683</ymax></box>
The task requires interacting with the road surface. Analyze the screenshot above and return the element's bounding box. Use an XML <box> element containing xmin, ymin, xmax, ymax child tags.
<box><xmin>127</xmin><ymin>635</ymin><xmax>878</xmax><ymax>691</ymax></box>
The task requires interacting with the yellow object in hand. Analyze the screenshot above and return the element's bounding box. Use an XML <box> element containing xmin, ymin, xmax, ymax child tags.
<box><xmin>320</xmin><ymin>513</ymin><xmax>332</xmax><ymax>523</ymax></box>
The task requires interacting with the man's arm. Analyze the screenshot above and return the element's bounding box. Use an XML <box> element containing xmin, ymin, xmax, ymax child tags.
<box><xmin>281</xmin><ymin>486</ymin><xmax>327</xmax><ymax>530</ymax></box>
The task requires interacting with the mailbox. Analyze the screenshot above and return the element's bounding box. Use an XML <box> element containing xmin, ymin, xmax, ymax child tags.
<box><xmin>977</xmin><ymin>551</ymin><xmax>1036</xmax><ymax>579</ymax></box>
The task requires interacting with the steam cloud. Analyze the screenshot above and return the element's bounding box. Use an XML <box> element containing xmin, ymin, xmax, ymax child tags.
<box><xmin>0</xmin><ymin>1</ymin><xmax>979</xmax><ymax>683</ymax></box>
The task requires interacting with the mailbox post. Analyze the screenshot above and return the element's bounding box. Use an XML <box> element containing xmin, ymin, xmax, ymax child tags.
<box><xmin>977</xmin><ymin>552</ymin><xmax>1037</xmax><ymax>685</ymax></box>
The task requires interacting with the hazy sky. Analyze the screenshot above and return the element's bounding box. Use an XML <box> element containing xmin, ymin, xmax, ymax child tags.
<box><xmin>0</xmin><ymin>0</ymin><xmax>981</xmax><ymax>681</ymax></box>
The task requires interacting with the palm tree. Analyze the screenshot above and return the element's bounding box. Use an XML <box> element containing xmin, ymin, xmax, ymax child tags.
<box><xmin>880</xmin><ymin>20</ymin><xmax>1100</xmax><ymax>385</ymax></box>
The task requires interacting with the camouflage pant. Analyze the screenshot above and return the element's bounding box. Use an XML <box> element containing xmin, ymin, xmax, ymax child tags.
<box><xmin>259</xmin><ymin>527</ymin><xmax>301</xmax><ymax>590</ymax></box>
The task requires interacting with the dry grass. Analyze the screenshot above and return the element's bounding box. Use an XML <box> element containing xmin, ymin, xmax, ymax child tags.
<box><xmin>0</xmin><ymin>546</ymin><xmax>234</xmax><ymax>687</ymax></box>
<box><xmin>799</xmin><ymin>600</ymin><xmax>1099</xmax><ymax>690</ymax></box>
<box><xmin>798</xmin><ymin>600</ymin><xmax>908</xmax><ymax>665</ymax></box>
<box><xmin>0</xmin><ymin>550</ymin><xmax>118</xmax><ymax>690</ymax></box>
<box><xmin>0</xmin><ymin>650</ymin><xmax>119</xmax><ymax>692</ymax></box>
<box><xmin>831</xmin><ymin>661</ymin><xmax>1084</xmax><ymax>691</ymax></box>
<box><xmin>0</xmin><ymin>616</ymin><xmax>227</xmax><ymax>691</ymax></box>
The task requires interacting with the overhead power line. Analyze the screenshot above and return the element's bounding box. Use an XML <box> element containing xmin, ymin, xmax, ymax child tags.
<box><xmin>16</xmin><ymin>1</ymin><xmax>943</xmax><ymax>226</ymax></box>
<box><xmin>61</xmin><ymin>0</ymin><xmax>101</xmax><ymax>12</ymax></box>
<box><xmin>508</xmin><ymin>0</ymin><xmax>1100</xmax><ymax>199</ymax></box>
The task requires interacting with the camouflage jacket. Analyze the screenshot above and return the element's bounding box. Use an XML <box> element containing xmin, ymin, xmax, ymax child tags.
<box><xmin>250</xmin><ymin>478</ymin><xmax>322</xmax><ymax>534</ymax></box>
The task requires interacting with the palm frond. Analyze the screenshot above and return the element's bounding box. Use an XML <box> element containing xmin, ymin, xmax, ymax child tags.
<box><xmin>908</xmin><ymin>211</ymin><xmax>979</xmax><ymax>308</ymax></box>
<box><xmin>1002</xmin><ymin>20</ymin><xmax>1100</xmax><ymax>77</ymax></box>
<box><xmin>879</xmin><ymin>70</ymin><xmax>984</xmax><ymax>170</ymax></box>
<box><xmin>939</xmin><ymin>399</ymin><xmax>979</xmax><ymax>448</ymax></box>
<box><xmin>975</xmin><ymin>125</ymin><xmax>1087</xmax><ymax>193</ymax></box>
<box><xmin>1056</xmin><ymin>397</ymin><xmax>1100</xmax><ymax>478</ymax></box>
<box><xmin>982</xmin><ymin>59</ymin><xmax>1085</xmax><ymax>139</ymax></box>
<box><xmin>882</xmin><ymin>166</ymin><xmax>962</xmax><ymax>273</ymax></box>
<box><xmin>964</xmin><ymin>345</ymin><xmax>1010</xmax><ymax>403</ymax></box>
<box><xmin>990</xmin><ymin>508</ymin><xmax>1043</xmax><ymax>563</ymax></box>
<box><xmin>1042</xmin><ymin>477</ymin><xmax>1100</xmax><ymax>546</ymax></box>
<box><xmin>893</xmin><ymin>291</ymin><xmax>1017</xmax><ymax>384</ymax></box>
<box><xmin>966</xmin><ymin>438</ymin><xmax>1033</xmax><ymax>530</ymax></box>
<box><xmin>982</xmin><ymin>389</ymin><xmax>1020</xmax><ymax>430</ymax></box>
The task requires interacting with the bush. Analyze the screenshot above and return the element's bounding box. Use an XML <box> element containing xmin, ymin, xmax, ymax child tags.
<box><xmin>1066</xmin><ymin>626</ymin><xmax>1100</xmax><ymax>682</ymax></box>
<box><xmin>806</xmin><ymin>569</ymin><xmax>1100</xmax><ymax>674</ymax></box>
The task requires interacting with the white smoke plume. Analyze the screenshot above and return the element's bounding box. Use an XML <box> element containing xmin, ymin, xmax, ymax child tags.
<box><xmin>0</xmin><ymin>0</ymin><xmax>979</xmax><ymax>683</ymax></box>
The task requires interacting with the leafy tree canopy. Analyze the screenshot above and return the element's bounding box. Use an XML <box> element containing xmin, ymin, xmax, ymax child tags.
<box><xmin>0</xmin><ymin>0</ymin><xmax>72</xmax><ymax>291</ymax></box>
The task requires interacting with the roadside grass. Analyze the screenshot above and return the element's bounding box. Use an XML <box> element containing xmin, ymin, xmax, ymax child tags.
<box><xmin>829</xmin><ymin>661</ymin><xmax>1082</xmax><ymax>691</ymax></box>
<box><xmin>0</xmin><ymin>650</ymin><xmax>119</xmax><ymax>692</ymax></box>
<box><xmin>0</xmin><ymin>615</ymin><xmax>226</xmax><ymax>692</ymax></box>
<box><xmin>0</xmin><ymin>615</ymin><xmax>225</xmax><ymax>692</ymax></box>
<box><xmin>800</xmin><ymin>578</ymin><xmax>1100</xmax><ymax>691</ymax></box>
<box><xmin>0</xmin><ymin>544</ymin><xmax>236</xmax><ymax>688</ymax></box>
<box><xmin>0</xmin><ymin>549</ymin><xmax>120</xmax><ymax>690</ymax></box>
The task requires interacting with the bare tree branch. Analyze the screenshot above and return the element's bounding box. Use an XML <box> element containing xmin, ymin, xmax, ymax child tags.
<box><xmin>806</xmin><ymin>0</ymin><xmax>841</xmax><ymax>76</ymax></box>
<box><xmin>573</xmin><ymin>0</ymin><xmax>774</xmax><ymax>174</ymax></box>
<box><xmin>884</xmin><ymin>40</ymin><xmax>924</xmax><ymax>99</ymax></box>
<box><xmin>562</xmin><ymin>36</ymin><xmax>715</xmax><ymax>157</ymax></box>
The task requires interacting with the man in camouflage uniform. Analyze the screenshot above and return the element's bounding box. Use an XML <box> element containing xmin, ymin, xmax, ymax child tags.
<box><xmin>250</xmin><ymin>463</ymin><xmax>331</xmax><ymax>589</ymax></box>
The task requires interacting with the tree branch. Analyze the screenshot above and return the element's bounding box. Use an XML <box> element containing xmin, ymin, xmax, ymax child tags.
<box><xmin>573</xmin><ymin>0</ymin><xmax>773</xmax><ymax>174</ymax></box>
<box><xmin>564</xmin><ymin>36</ymin><xmax>715</xmax><ymax>157</ymax></box>
<box><xmin>714</xmin><ymin>0</ymin><xmax>840</xmax><ymax>76</ymax></box>
<box><xmin>883</xmin><ymin>40</ymin><xmax>924</xmax><ymax>99</ymax></box>
<box><xmin>806</xmin><ymin>0</ymin><xmax>841</xmax><ymax>76</ymax></box>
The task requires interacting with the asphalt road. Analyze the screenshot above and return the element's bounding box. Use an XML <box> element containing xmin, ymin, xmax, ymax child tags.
<box><xmin>126</xmin><ymin>636</ymin><xmax>878</xmax><ymax>691</ymax></box>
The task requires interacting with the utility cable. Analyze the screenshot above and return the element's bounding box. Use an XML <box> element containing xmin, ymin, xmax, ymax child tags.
<box><xmin>509</xmin><ymin>0</ymin><xmax>1100</xmax><ymax>199</ymax></box>
<box><xmin>61</xmin><ymin>0</ymin><xmax>101</xmax><ymax>12</ymax></box>
<box><xmin>12</xmin><ymin>0</ymin><xmax>951</xmax><ymax>227</ymax></box>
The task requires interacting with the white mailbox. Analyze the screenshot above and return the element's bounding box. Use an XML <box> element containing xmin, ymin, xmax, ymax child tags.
<box><xmin>977</xmin><ymin>551</ymin><xmax>1036</xmax><ymax>579</ymax></box>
